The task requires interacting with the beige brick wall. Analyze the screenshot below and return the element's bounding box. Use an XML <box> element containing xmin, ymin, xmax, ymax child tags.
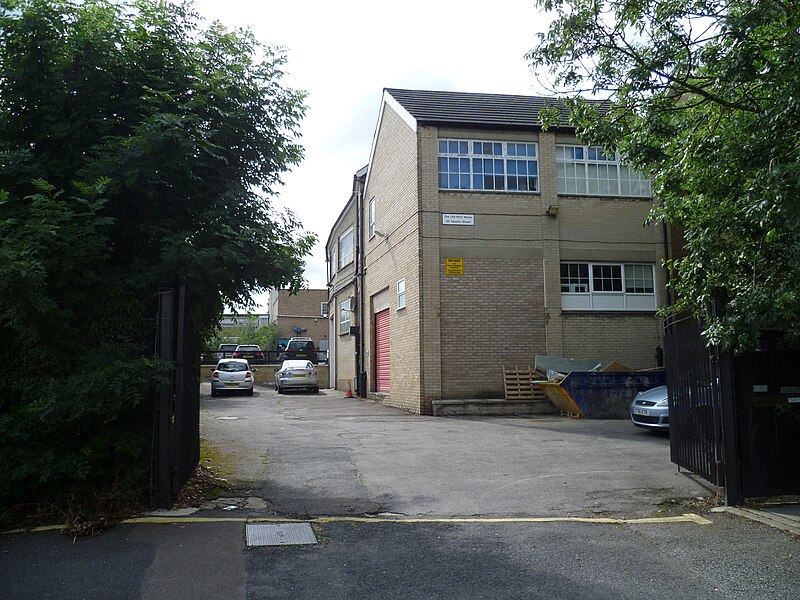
<box><xmin>349</xmin><ymin>97</ymin><xmax>666</xmax><ymax>413</ymax></box>
<box><xmin>272</xmin><ymin>289</ymin><xmax>329</xmax><ymax>348</ymax></box>
<box><xmin>327</xmin><ymin>195</ymin><xmax>358</xmax><ymax>391</ymax></box>
<box><xmin>332</xmin><ymin>291</ymin><xmax>357</xmax><ymax>389</ymax></box>
<box><xmin>561</xmin><ymin>312</ymin><xmax>663</xmax><ymax>369</ymax></box>
<box><xmin>440</xmin><ymin>258</ymin><xmax>546</xmax><ymax>398</ymax></box>
<box><xmin>362</xmin><ymin>101</ymin><xmax>422</xmax><ymax>413</ymax></box>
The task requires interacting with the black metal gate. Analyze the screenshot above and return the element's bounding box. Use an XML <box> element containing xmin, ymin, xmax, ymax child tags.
<box><xmin>154</xmin><ymin>286</ymin><xmax>200</xmax><ymax>509</ymax></box>
<box><xmin>664</xmin><ymin>316</ymin><xmax>724</xmax><ymax>486</ymax></box>
<box><xmin>666</xmin><ymin>316</ymin><xmax>800</xmax><ymax>503</ymax></box>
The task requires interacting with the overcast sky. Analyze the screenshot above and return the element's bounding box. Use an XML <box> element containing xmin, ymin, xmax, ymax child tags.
<box><xmin>190</xmin><ymin>0</ymin><xmax>554</xmax><ymax>310</ymax></box>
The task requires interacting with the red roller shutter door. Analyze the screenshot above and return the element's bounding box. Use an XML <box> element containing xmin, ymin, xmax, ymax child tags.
<box><xmin>375</xmin><ymin>309</ymin><xmax>390</xmax><ymax>392</ymax></box>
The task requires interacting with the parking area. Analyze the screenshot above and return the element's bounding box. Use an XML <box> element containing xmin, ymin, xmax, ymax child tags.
<box><xmin>200</xmin><ymin>383</ymin><xmax>716</xmax><ymax>519</ymax></box>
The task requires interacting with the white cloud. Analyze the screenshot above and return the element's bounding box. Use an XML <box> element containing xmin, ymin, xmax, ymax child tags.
<box><xmin>190</xmin><ymin>0</ymin><xmax>553</xmax><ymax>309</ymax></box>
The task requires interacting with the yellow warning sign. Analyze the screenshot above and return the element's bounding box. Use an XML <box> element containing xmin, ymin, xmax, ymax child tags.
<box><xmin>445</xmin><ymin>258</ymin><xmax>464</xmax><ymax>275</ymax></box>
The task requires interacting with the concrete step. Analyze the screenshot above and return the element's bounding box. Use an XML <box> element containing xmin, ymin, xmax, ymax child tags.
<box><xmin>431</xmin><ymin>398</ymin><xmax>558</xmax><ymax>417</ymax></box>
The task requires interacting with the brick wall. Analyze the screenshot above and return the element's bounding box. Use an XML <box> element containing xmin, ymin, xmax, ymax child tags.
<box><xmin>440</xmin><ymin>258</ymin><xmax>546</xmax><ymax>397</ymax></box>
<box><xmin>561</xmin><ymin>312</ymin><xmax>663</xmax><ymax>369</ymax></box>
<box><xmin>363</xmin><ymin>101</ymin><xmax>422</xmax><ymax>413</ymax></box>
<box><xmin>273</xmin><ymin>289</ymin><xmax>329</xmax><ymax>348</ymax></box>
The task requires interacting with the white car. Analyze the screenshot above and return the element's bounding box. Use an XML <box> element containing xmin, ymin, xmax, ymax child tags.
<box><xmin>211</xmin><ymin>359</ymin><xmax>254</xmax><ymax>396</ymax></box>
<box><xmin>275</xmin><ymin>360</ymin><xmax>319</xmax><ymax>394</ymax></box>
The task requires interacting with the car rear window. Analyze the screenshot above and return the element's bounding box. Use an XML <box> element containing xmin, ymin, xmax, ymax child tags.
<box><xmin>218</xmin><ymin>361</ymin><xmax>248</xmax><ymax>372</ymax></box>
<box><xmin>287</xmin><ymin>341</ymin><xmax>313</xmax><ymax>351</ymax></box>
<box><xmin>237</xmin><ymin>346</ymin><xmax>260</xmax><ymax>352</ymax></box>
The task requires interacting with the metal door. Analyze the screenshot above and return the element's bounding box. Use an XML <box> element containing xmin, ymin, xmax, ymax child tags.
<box><xmin>375</xmin><ymin>309</ymin><xmax>390</xmax><ymax>392</ymax></box>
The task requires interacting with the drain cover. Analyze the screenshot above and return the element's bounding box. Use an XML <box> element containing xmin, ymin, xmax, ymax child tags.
<box><xmin>245</xmin><ymin>523</ymin><xmax>317</xmax><ymax>547</ymax></box>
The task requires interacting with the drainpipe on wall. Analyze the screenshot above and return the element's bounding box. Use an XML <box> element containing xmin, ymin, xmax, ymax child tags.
<box><xmin>354</xmin><ymin>182</ymin><xmax>366</xmax><ymax>398</ymax></box>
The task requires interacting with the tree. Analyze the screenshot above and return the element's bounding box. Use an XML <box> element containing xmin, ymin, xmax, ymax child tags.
<box><xmin>527</xmin><ymin>0</ymin><xmax>800</xmax><ymax>351</ymax></box>
<box><xmin>0</xmin><ymin>0</ymin><xmax>314</xmax><ymax>521</ymax></box>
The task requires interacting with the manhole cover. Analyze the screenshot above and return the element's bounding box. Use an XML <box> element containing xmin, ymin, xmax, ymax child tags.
<box><xmin>245</xmin><ymin>523</ymin><xmax>317</xmax><ymax>547</ymax></box>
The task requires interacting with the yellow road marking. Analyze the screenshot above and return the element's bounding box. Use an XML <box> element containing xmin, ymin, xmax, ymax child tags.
<box><xmin>3</xmin><ymin>513</ymin><xmax>713</xmax><ymax>534</ymax></box>
<box><xmin>123</xmin><ymin>513</ymin><xmax>712</xmax><ymax>526</ymax></box>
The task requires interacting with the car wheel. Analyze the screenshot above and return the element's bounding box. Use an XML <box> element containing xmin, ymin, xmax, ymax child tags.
<box><xmin>276</xmin><ymin>385</ymin><xmax>282</xmax><ymax>394</ymax></box>
<box><xmin>313</xmin><ymin>386</ymin><xmax>319</xmax><ymax>393</ymax></box>
<box><xmin>211</xmin><ymin>387</ymin><xmax>218</xmax><ymax>397</ymax></box>
<box><xmin>247</xmin><ymin>387</ymin><xmax>254</xmax><ymax>396</ymax></box>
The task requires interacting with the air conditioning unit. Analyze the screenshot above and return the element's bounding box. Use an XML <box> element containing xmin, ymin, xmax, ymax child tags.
<box><xmin>320</xmin><ymin>301</ymin><xmax>329</xmax><ymax>317</ymax></box>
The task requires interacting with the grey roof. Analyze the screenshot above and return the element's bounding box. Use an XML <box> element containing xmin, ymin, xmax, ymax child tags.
<box><xmin>385</xmin><ymin>88</ymin><xmax>586</xmax><ymax>130</ymax></box>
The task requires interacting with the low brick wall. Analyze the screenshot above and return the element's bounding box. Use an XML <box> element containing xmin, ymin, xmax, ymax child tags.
<box><xmin>200</xmin><ymin>363</ymin><xmax>329</xmax><ymax>388</ymax></box>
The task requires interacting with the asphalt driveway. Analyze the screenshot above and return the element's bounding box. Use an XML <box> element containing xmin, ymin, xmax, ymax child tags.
<box><xmin>200</xmin><ymin>383</ymin><xmax>715</xmax><ymax>519</ymax></box>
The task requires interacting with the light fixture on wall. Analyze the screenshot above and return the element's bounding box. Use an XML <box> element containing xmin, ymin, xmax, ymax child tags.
<box><xmin>546</xmin><ymin>205</ymin><xmax>559</xmax><ymax>218</ymax></box>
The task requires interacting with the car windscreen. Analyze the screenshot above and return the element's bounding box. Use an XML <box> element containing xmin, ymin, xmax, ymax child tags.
<box><xmin>218</xmin><ymin>361</ymin><xmax>248</xmax><ymax>372</ymax></box>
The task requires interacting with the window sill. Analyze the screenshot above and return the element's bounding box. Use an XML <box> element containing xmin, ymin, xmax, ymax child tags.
<box><xmin>439</xmin><ymin>189</ymin><xmax>541</xmax><ymax>195</ymax></box>
<box><xmin>556</xmin><ymin>193</ymin><xmax>652</xmax><ymax>200</ymax></box>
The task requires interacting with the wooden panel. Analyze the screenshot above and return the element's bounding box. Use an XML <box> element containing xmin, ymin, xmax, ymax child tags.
<box><xmin>503</xmin><ymin>366</ymin><xmax>547</xmax><ymax>401</ymax></box>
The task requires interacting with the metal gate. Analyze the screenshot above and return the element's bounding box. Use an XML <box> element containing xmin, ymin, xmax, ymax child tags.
<box><xmin>154</xmin><ymin>286</ymin><xmax>200</xmax><ymax>509</ymax></box>
<box><xmin>375</xmin><ymin>309</ymin><xmax>390</xmax><ymax>392</ymax></box>
<box><xmin>664</xmin><ymin>316</ymin><xmax>724</xmax><ymax>486</ymax></box>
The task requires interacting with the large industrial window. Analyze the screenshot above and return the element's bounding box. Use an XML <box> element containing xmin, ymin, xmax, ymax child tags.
<box><xmin>556</xmin><ymin>145</ymin><xmax>651</xmax><ymax>197</ymax></box>
<box><xmin>438</xmin><ymin>139</ymin><xmax>539</xmax><ymax>192</ymax></box>
<box><xmin>560</xmin><ymin>262</ymin><xmax>656</xmax><ymax>311</ymax></box>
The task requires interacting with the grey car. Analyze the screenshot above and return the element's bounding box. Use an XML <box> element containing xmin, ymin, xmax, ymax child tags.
<box><xmin>211</xmin><ymin>359</ymin><xmax>254</xmax><ymax>396</ymax></box>
<box><xmin>275</xmin><ymin>360</ymin><xmax>319</xmax><ymax>394</ymax></box>
<box><xmin>630</xmin><ymin>385</ymin><xmax>669</xmax><ymax>431</ymax></box>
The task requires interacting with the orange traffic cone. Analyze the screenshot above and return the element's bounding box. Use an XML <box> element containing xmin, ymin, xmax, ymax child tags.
<box><xmin>345</xmin><ymin>378</ymin><xmax>354</xmax><ymax>398</ymax></box>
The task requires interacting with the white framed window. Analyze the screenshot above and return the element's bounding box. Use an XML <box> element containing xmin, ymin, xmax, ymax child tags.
<box><xmin>338</xmin><ymin>228</ymin><xmax>354</xmax><ymax>269</ymax></box>
<box><xmin>560</xmin><ymin>262</ymin><xmax>656</xmax><ymax>311</ymax></box>
<box><xmin>320</xmin><ymin>301</ymin><xmax>329</xmax><ymax>317</ymax></box>
<box><xmin>396</xmin><ymin>278</ymin><xmax>406</xmax><ymax>309</ymax></box>
<box><xmin>330</xmin><ymin>246</ymin><xmax>337</xmax><ymax>277</ymax></box>
<box><xmin>438</xmin><ymin>139</ymin><xmax>539</xmax><ymax>192</ymax></box>
<box><xmin>369</xmin><ymin>197</ymin><xmax>376</xmax><ymax>239</ymax></box>
<box><xmin>339</xmin><ymin>298</ymin><xmax>351</xmax><ymax>334</ymax></box>
<box><xmin>556</xmin><ymin>145</ymin><xmax>651</xmax><ymax>197</ymax></box>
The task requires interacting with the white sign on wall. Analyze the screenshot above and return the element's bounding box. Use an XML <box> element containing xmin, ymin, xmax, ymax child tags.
<box><xmin>442</xmin><ymin>213</ymin><xmax>475</xmax><ymax>225</ymax></box>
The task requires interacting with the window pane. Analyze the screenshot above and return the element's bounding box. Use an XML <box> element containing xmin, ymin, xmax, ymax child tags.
<box><xmin>625</xmin><ymin>264</ymin><xmax>654</xmax><ymax>293</ymax></box>
<box><xmin>592</xmin><ymin>264</ymin><xmax>622</xmax><ymax>291</ymax></box>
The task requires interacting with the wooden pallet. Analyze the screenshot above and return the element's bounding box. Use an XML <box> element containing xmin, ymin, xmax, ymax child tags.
<box><xmin>503</xmin><ymin>366</ymin><xmax>547</xmax><ymax>401</ymax></box>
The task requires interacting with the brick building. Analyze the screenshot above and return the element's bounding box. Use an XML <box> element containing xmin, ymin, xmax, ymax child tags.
<box><xmin>268</xmin><ymin>288</ymin><xmax>329</xmax><ymax>357</ymax></box>
<box><xmin>326</xmin><ymin>89</ymin><xmax>670</xmax><ymax>414</ymax></box>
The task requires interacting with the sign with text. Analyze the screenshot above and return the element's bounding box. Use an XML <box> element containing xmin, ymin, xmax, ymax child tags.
<box><xmin>445</xmin><ymin>257</ymin><xmax>464</xmax><ymax>275</ymax></box>
<box><xmin>442</xmin><ymin>213</ymin><xmax>475</xmax><ymax>226</ymax></box>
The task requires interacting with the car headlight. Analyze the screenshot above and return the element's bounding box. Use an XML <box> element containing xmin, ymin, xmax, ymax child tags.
<box><xmin>656</xmin><ymin>398</ymin><xmax>669</xmax><ymax>406</ymax></box>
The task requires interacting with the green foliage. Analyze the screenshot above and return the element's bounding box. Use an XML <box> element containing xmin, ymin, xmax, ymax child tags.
<box><xmin>208</xmin><ymin>322</ymin><xmax>279</xmax><ymax>352</ymax></box>
<box><xmin>528</xmin><ymin>0</ymin><xmax>800</xmax><ymax>351</ymax></box>
<box><xmin>0</xmin><ymin>0</ymin><xmax>314</xmax><ymax>521</ymax></box>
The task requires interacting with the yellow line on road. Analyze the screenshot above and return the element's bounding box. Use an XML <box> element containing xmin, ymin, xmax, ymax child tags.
<box><xmin>119</xmin><ymin>513</ymin><xmax>712</xmax><ymax>526</ymax></box>
<box><xmin>3</xmin><ymin>513</ymin><xmax>712</xmax><ymax>534</ymax></box>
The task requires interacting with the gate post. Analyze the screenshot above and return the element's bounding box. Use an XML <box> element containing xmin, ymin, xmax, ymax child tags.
<box><xmin>718</xmin><ymin>347</ymin><xmax>742</xmax><ymax>505</ymax></box>
<box><xmin>155</xmin><ymin>287</ymin><xmax>175</xmax><ymax>509</ymax></box>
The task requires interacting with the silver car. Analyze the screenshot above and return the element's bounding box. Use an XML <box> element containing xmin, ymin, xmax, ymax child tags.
<box><xmin>630</xmin><ymin>385</ymin><xmax>669</xmax><ymax>431</ymax></box>
<box><xmin>275</xmin><ymin>360</ymin><xmax>319</xmax><ymax>394</ymax></box>
<box><xmin>211</xmin><ymin>359</ymin><xmax>254</xmax><ymax>396</ymax></box>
